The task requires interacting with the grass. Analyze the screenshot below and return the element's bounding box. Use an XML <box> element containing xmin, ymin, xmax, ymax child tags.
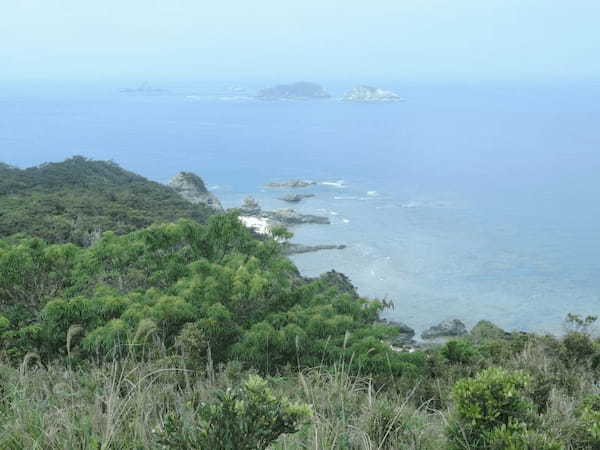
<box><xmin>0</xmin><ymin>355</ymin><xmax>446</xmax><ymax>449</ymax></box>
<box><xmin>2</xmin><ymin>327</ymin><xmax>600</xmax><ymax>449</ymax></box>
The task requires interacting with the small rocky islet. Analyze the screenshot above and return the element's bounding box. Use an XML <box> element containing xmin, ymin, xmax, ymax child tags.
<box><xmin>278</xmin><ymin>193</ymin><xmax>315</xmax><ymax>203</ymax></box>
<box><xmin>266</xmin><ymin>179</ymin><xmax>316</xmax><ymax>188</ymax></box>
<box><xmin>255</xmin><ymin>81</ymin><xmax>404</xmax><ymax>103</ymax></box>
<box><xmin>342</xmin><ymin>85</ymin><xmax>403</xmax><ymax>102</ymax></box>
<box><xmin>256</xmin><ymin>82</ymin><xmax>331</xmax><ymax>101</ymax></box>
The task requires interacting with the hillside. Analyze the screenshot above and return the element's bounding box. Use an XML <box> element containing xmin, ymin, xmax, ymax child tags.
<box><xmin>0</xmin><ymin>159</ymin><xmax>599</xmax><ymax>449</ymax></box>
<box><xmin>0</xmin><ymin>157</ymin><xmax>214</xmax><ymax>245</ymax></box>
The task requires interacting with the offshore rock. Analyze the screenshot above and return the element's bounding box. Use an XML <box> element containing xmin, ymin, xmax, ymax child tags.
<box><xmin>279</xmin><ymin>193</ymin><xmax>315</xmax><ymax>203</ymax></box>
<box><xmin>266</xmin><ymin>180</ymin><xmax>316</xmax><ymax>188</ymax></box>
<box><xmin>257</xmin><ymin>82</ymin><xmax>331</xmax><ymax>100</ymax></box>
<box><xmin>282</xmin><ymin>243</ymin><xmax>346</xmax><ymax>255</ymax></box>
<box><xmin>262</xmin><ymin>208</ymin><xmax>330</xmax><ymax>225</ymax></box>
<box><xmin>234</xmin><ymin>198</ymin><xmax>329</xmax><ymax>226</ymax></box>
<box><xmin>421</xmin><ymin>319</ymin><xmax>467</xmax><ymax>340</ymax></box>
<box><xmin>379</xmin><ymin>319</ymin><xmax>416</xmax><ymax>346</ymax></box>
<box><xmin>342</xmin><ymin>85</ymin><xmax>403</xmax><ymax>102</ymax></box>
<box><xmin>169</xmin><ymin>172</ymin><xmax>223</xmax><ymax>212</ymax></box>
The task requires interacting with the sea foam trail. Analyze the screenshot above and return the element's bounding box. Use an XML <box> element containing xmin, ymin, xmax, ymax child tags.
<box><xmin>321</xmin><ymin>180</ymin><xmax>346</xmax><ymax>188</ymax></box>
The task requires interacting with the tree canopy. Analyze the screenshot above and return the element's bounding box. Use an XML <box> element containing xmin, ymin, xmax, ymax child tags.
<box><xmin>0</xmin><ymin>156</ymin><xmax>213</xmax><ymax>246</ymax></box>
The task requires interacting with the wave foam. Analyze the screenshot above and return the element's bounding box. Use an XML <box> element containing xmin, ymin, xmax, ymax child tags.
<box><xmin>321</xmin><ymin>180</ymin><xmax>346</xmax><ymax>188</ymax></box>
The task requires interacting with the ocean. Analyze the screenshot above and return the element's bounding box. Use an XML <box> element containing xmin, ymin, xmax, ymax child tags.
<box><xmin>1</xmin><ymin>80</ymin><xmax>599</xmax><ymax>335</ymax></box>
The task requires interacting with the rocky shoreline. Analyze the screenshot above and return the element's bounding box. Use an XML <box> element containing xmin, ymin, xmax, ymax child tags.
<box><xmin>238</xmin><ymin>196</ymin><xmax>330</xmax><ymax>225</ymax></box>
<box><xmin>165</xmin><ymin>173</ymin><xmax>345</xmax><ymax>254</ymax></box>
<box><xmin>165</xmin><ymin>170</ymin><xmax>501</xmax><ymax>347</ymax></box>
<box><xmin>381</xmin><ymin>317</ymin><xmax>515</xmax><ymax>352</ymax></box>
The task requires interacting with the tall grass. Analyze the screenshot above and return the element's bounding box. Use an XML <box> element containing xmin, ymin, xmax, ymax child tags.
<box><xmin>0</xmin><ymin>353</ymin><xmax>445</xmax><ymax>449</ymax></box>
<box><xmin>2</xmin><ymin>329</ymin><xmax>599</xmax><ymax>449</ymax></box>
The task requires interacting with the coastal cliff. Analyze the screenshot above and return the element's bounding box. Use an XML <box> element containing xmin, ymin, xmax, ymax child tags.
<box><xmin>169</xmin><ymin>172</ymin><xmax>224</xmax><ymax>212</ymax></box>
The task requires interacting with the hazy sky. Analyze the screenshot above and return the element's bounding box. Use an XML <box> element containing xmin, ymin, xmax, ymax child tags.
<box><xmin>2</xmin><ymin>0</ymin><xmax>599</xmax><ymax>82</ymax></box>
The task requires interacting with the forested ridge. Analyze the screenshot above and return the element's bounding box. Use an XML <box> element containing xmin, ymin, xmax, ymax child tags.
<box><xmin>0</xmin><ymin>158</ymin><xmax>599</xmax><ymax>449</ymax></box>
<box><xmin>0</xmin><ymin>156</ymin><xmax>213</xmax><ymax>246</ymax></box>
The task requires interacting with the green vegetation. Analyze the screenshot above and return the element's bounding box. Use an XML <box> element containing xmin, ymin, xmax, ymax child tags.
<box><xmin>0</xmin><ymin>157</ymin><xmax>213</xmax><ymax>246</ymax></box>
<box><xmin>159</xmin><ymin>374</ymin><xmax>311</xmax><ymax>449</ymax></box>
<box><xmin>1</xmin><ymin>158</ymin><xmax>600</xmax><ymax>449</ymax></box>
<box><xmin>0</xmin><ymin>213</ymin><xmax>404</xmax><ymax>376</ymax></box>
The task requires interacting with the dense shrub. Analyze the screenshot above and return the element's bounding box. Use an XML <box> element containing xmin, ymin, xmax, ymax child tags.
<box><xmin>571</xmin><ymin>394</ymin><xmax>600</xmax><ymax>449</ymax></box>
<box><xmin>0</xmin><ymin>213</ymin><xmax>405</xmax><ymax>376</ymax></box>
<box><xmin>158</xmin><ymin>375</ymin><xmax>311</xmax><ymax>449</ymax></box>
<box><xmin>441</xmin><ymin>339</ymin><xmax>479</xmax><ymax>365</ymax></box>
<box><xmin>485</xmin><ymin>423</ymin><xmax>561</xmax><ymax>449</ymax></box>
<box><xmin>447</xmin><ymin>367</ymin><xmax>535</xmax><ymax>449</ymax></box>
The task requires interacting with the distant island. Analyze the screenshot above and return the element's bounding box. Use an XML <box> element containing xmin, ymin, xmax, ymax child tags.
<box><xmin>342</xmin><ymin>85</ymin><xmax>403</xmax><ymax>102</ymax></box>
<box><xmin>256</xmin><ymin>82</ymin><xmax>331</xmax><ymax>100</ymax></box>
<box><xmin>119</xmin><ymin>82</ymin><xmax>168</xmax><ymax>95</ymax></box>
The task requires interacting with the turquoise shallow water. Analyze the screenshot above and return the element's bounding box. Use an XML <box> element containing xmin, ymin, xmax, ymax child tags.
<box><xmin>1</xmin><ymin>81</ymin><xmax>599</xmax><ymax>334</ymax></box>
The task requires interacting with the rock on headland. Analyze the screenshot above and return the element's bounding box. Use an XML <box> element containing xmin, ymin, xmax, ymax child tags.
<box><xmin>379</xmin><ymin>319</ymin><xmax>416</xmax><ymax>346</ymax></box>
<box><xmin>257</xmin><ymin>82</ymin><xmax>331</xmax><ymax>100</ymax></box>
<box><xmin>169</xmin><ymin>172</ymin><xmax>224</xmax><ymax>212</ymax></box>
<box><xmin>421</xmin><ymin>319</ymin><xmax>467</xmax><ymax>340</ymax></box>
<box><xmin>342</xmin><ymin>85</ymin><xmax>403</xmax><ymax>102</ymax></box>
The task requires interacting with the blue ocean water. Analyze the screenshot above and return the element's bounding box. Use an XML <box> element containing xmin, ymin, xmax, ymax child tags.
<box><xmin>1</xmin><ymin>81</ymin><xmax>599</xmax><ymax>334</ymax></box>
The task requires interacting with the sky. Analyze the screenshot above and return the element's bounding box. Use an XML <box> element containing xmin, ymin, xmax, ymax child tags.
<box><xmin>2</xmin><ymin>0</ymin><xmax>600</xmax><ymax>83</ymax></box>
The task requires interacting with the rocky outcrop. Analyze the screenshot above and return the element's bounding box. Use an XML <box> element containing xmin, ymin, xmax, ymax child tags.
<box><xmin>421</xmin><ymin>319</ymin><xmax>467</xmax><ymax>340</ymax></box>
<box><xmin>257</xmin><ymin>82</ymin><xmax>330</xmax><ymax>100</ymax></box>
<box><xmin>318</xmin><ymin>270</ymin><xmax>358</xmax><ymax>297</ymax></box>
<box><xmin>342</xmin><ymin>85</ymin><xmax>403</xmax><ymax>103</ymax></box>
<box><xmin>262</xmin><ymin>209</ymin><xmax>330</xmax><ymax>225</ymax></box>
<box><xmin>379</xmin><ymin>319</ymin><xmax>416</xmax><ymax>346</ymax></box>
<box><xmin>266</xmin><ymin>180</ymin><xmax>316</xmax><ymax>188</ymax></box>
<box><xmin>239</xmin><ymin>196</ymin><xmax>261</xmax><ymax>215</ymax></box>
<box><xmin>169</xmin><ymin>172</ymin><xmax>223</xmax><ymax>212</ymax></box>
<box><xmin>235</xmin><ymin>198</ymin><xmax>329</xmax><ymax>226</ymax></box>
<box><xmin>470</xmin><ymin>320</ymin><xmax>510</xmax><ymax>343</ymax></box>
<box><xmin>279</xmin><ymin>193</ymin><xmax>315</xmax><ymax>203</ymax></box>
<box><xmin>282</xmin><ymin>243</ymin><xmax>346</xmax><ymax>255</ymax></box>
